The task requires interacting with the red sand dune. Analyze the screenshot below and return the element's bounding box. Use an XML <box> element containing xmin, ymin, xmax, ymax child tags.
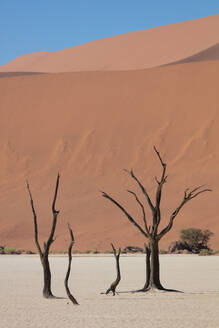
<box><xmin>0</xmin><ymin>59</ymin><xmax>218</xmax><ymax>251</ymax></box>
<box><xmin>0</xmin><ymin>15</ymin><xmax>219</xmax><ymax>73</ymax></box>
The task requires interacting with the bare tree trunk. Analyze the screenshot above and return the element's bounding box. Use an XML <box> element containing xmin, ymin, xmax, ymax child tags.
<box><xmin>103</xmin><ymin>243</ymin><xmax>121</xmax><ymax>296</ymax></box>
<box><xmin>134</xmin><ymin>243</ymin><xmax>151</xmax><ymax>292</ymax></box>
<box><xmin>64</xmin><ymin>224</ymin><xmax>79</xmax><ymax>305</ymax></box>
<box><xmin>26</xmin><ymin>173</ymin><xmax>60</xmax><ymax>299</ymax></box>
<box><xmin>142</xmin><ymin>243</ymin><xmax>151</xmax><ymax>290</ymax></box>
<box><xmin>41</xmin><ymin>255</ymin><xmax>53</xmax><ymax>298</ymax></box>
<box><xmin>149</xmin><ymin>239</ymin><xmax>163</xmax><ymax>290</ymax></box>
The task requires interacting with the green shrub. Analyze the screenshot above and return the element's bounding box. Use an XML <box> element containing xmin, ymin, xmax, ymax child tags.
<box><xmin>180</xmin><ymin>228</ymin><xmax>213</xmax><ymax>253</ymax></box>
<box><xmin>92</xmin><ymin>249</ymin><xmax>100</xmax><ymax>254</ymax></box>
<box><xmin>181</xmin><ymin>249</ymin><xmax>191</xmax><ymax>254</ymax></box>
<box><xmin>103</xmin><ymin>250</ymin><xmax>113</xmax><ymax>254</ymax></box>
<box><xmin>72</xmin><ymin>249</ymin><xmax>80</xmax><ymax>254</ymax></box>
<box><xmin>84</xmin><ymin>250</ymin><xmax>92</xmax><ymax>254</ymax></box>
<box><xmin>199</xmin><ymin>249</ymin><xmax>212</xmax><ymax>256</ymax></box>
<box><xmin>159</xmin><ymin>249</ymin><xmax>168</xmax><ymax>254</ymax></box>
<box><xmin>4</xmin><ymin>248</ymin><xmax>21</xmax><ymax>255</ymax></box>
<box><xmin>25</xmin><ymin>250</ymin><xmax>35</xmax><ymax>254</ymax></box>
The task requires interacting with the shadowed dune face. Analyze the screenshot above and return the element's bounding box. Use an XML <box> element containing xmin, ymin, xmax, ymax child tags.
<box><xmin>0</xmin><ymin>72</ymin><xmax>45</xmax><ymax>78</ymax></box>
<box><xmin>166</xmin><ymin>42</ymin><xmax>219</xmax><ymax>66</ymax></box>
<box><xmin>0</xmin><ymin>60</ymin><xmax>218</xmax><ymax>251</ymax></box>
<box><xmin>1</xmin><ymin>15</ymin><xmax>219</xmax><ymax>73</ymax></box>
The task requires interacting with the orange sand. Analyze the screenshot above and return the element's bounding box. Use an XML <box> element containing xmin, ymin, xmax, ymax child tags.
<box><xmin>0</xmin><ymin>16</ymin><xmax>218</xmax><ymax>251</ymax></box>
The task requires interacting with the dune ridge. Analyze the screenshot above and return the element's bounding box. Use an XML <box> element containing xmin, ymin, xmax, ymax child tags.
<box><xmin>0</xmin><ymin>15</ymin><xmax>219</xmax><ymax>73</ymax></box>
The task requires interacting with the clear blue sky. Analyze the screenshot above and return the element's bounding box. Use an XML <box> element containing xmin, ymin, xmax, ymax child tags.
<box><xmin>0</xmin><ymin>0</ymin><xmax>219</xmax><ymax>66</ymax></box>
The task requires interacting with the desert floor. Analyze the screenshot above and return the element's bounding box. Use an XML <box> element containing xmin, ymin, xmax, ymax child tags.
<box><xmin>1</xmin><ymin>254</ymin><xmax>219</xmax><ymax>328</ymax></box>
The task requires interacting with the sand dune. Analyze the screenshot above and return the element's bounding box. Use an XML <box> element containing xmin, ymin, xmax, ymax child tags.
<box><xmin>167</xmin><ymin>42</ymin><xmax>219</xmax><ymax>66</ymax></box>
<box><xmin>0</xmin><ymin>72</ymin><xmax>45</xmax><ymax>78</ymax></box>
<box><xmin>1</xmin><ymin>15</ymin><xmax>219</xmax><ymax>73</ymax></box>
<box><xmin>0</xmin><ymin>59</ymin><xmax>218</xmax><ymax>251</ymax></box>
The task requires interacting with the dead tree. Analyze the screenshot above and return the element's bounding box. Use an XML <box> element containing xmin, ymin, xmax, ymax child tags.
<box><xmin>64</xmin><ymin>224</ymin><xmax>79</xmax><ymax>305</ymax></box>
<box><xmin>26</xmin><ymin>173</ymin><xmax>60</xmax><ymax>298</ymax></box>
<box><xmin>138</xmin><ymin>242</ymin><xmax>151</xmax><ymax>292</ymax></box>
<box><xmin>101</xmin><ymin>147</ymin><xmax>211</xmax><ymax>291</ymax></box>
<box><xmin>104</xmin><ymin>243</ymin><xmax>121</xmax><ymax>296</ymax></box>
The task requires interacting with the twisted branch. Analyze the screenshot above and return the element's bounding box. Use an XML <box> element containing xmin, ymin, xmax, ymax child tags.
<box><xmin>64</xmin><ymin>224</ymin><xmax>79</xmax><ymax>305</ymax></box>
<box><xmin>101</xmin><ymin>191</ymin><xmax>148</xmax><ymax>238</ymax></box>
<box><xmin>127</xmin><ymin>190</ymin><xmax>149</xmax><ymax>236</ymax></box>
<box><xmin>26</xmin><ymin>180</ymin><xmax>42</xmax><ymax>257</ymax></box>
<box><xmin>124</xmin><ymin>169</ymin><xmax>155</xmax><ymax>213</ymax></box>
<box><xmin>104</xmin><ymin>243</ymin><xmax>121</xmax><ymax>296</ymax></box>
<box><xmin>45</xmin><ymin>173</ymin><xmax>60</xmax><ymax>253</ymax></box>
<box><xmin>158</xmin><ymin>186</ymin><xmax>212</xmax><ymax>240</ymax></box>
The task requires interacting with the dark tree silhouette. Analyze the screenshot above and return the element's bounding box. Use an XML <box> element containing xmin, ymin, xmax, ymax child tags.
<box><xmin>26</xmin><ymin>173</ymin><xmax>60</xmax><ymax>298</ymax></box>
<box><xmin>101</xmin><ymin>147</ymin><xmax>211</xmax><ymax>291</ymax></box>
<box><xmin>103</xmin><ymin>243</ymin><xmax>121</xmax><ymax>296</ymax></box>
<box><xmin>139</xmin><ymin>242</ymin><xmax>151</xmax><ymax>292</ymax></box>
<box><xmin>64</xmin><ymin>224</ymin><xmax>79</xmax><ymax>305</ymax></box>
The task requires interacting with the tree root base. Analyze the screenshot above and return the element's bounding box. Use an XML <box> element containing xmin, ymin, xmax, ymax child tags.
<box><xmin>132</xmin><ymin>286</ymin><xmax>182</xmax><ymax>293</ymax></box>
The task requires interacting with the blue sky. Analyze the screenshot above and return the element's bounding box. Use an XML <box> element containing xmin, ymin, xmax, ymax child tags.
<box><xmin>0</xmin><ymin>0</ymin><xmax>219</xmax><ymax>66</ymax></box>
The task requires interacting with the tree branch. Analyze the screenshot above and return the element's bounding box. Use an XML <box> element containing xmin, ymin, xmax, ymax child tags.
<box><xmin>101</xmin><ymin>191</ymin><xmax>148</xmax><ymax>238</ymax></box>
<box><xmin>64</xmin><ymin>224</ymin><xmax>79</xmax><ymax>305</ymax></box>
<box><xmin>124</xmin><ymin>169</ymin><xmax>155</xmax><ymax>213</ymax></box>
<box><xmin>153</xmin><ymin>147</ymin><xmax>167</xmax><ymax>231</ymax></box>
<box><xmin>52</xmin><ymin>172</ymin><xmax>60</xmax><ymax>214</ymax></box>
<box><xmin>26</xmin><ymin>180</ymin><xmax>42</xmax><ymax>257</ymax></box>
<box><xmin>46</xmin><ymin>173</ymin><xmax>60</xmax><ymax>252</ymax></box>
<box><xmin>105</xmin><ymin>243</ymin><xmax>121</xmax><ymax>295</ymax></box>
<box><xmin>158</xmin><ymin>187</ymin><xmax>212</xmax><ymax>240</ymax></box>
<box><xmin>127</xmin><ymin>190</ymin><xmax>150</xmax><ymax>236</ymax></box>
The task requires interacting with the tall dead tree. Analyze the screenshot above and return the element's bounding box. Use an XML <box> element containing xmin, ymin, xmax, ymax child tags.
<box><xmin>103</xmin><ymin>243</ymin><xmax>121</xmax><ymax>296</ymax></box>
<box><xmin>101</xmin><ymin>147</ymin><xmax>211</xmax><ymax>291</ymax></box>
<box><xmin>64</xmin><ymin>224</ymin><xmax>79</xmax><ymax>305</ymax></box>
<box><xmin>26</xmin><ymin>173</ymin><xmax>60</xmax><ymax>298</ymax></box>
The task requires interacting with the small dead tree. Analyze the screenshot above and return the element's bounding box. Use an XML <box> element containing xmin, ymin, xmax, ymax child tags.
<box><xmin>103</xmin><ymin>243</ymin><xmax>121</xmax><ymax>296</ymax></box>
<box><xmin>101</xmin><ymin>147</ymin><xmax>211</xmax><ymax>291</ymax></box>
<box><xmin>26</xmin><ymin>173</ymin><xmax>60</xmax><ymax>298</ymax></box>
<box><xmin>64</xmin><ymin>224</ymin><xmax>79</xmax><ymax>305</ymax></box>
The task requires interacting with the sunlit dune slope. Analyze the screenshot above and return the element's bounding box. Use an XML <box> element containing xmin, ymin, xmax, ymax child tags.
<box><xmin>0</xmin><ymin>60</ymin><xmax>218</xmax><ymax>251</ymax></box>
<box><xmin>1</xmin><ymin>15</ymin><xmax>219</xmax><ymax>73</ymax></box>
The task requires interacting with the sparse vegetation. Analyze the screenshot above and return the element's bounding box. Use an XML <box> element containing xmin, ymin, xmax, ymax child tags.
<box><xmin>159</xmin><ymin>249</ymin><xmax>168</xmax><ymax>254</ymax></box>
<box><xmin>168</xmin><ymin>228</ymin><xmax>213</xmax><ymax>254</ymax></box>
<box><xmin>199</xmin><ymin>249</ymin><xmax>213</xmax><ymax>256</ymax></box>
<box><xmin>0</xmin><ymin>247</ymin><xmax>35</xmax><ymax>255</ymax></box>
<box><xmin>72</xmin><ymin>249</ymin><xmax>80</xmax><ymax>254</ymax></box>
<box><xmin>103</xmin><ymin>250</ymin><xmax>113</xmax><ymax>254</ymax></box>
<box><xmin>180</xmin><ymin>228</ymin><xmax>213</xmax><ymax>253</ymax></box>
<box><xmin>84</xmin><ymin>249</ymin><xmax>92</xmax><ymax>254</ymax></box>
<box><xmin>0</xmin><ymin>247</ymin><xmax>20</xmax><ymax>254</ymax></box>
<box><xmin>4</xmin><ymin>248</ymin><xmax>21</xmax><ymax>254</ymax></box>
